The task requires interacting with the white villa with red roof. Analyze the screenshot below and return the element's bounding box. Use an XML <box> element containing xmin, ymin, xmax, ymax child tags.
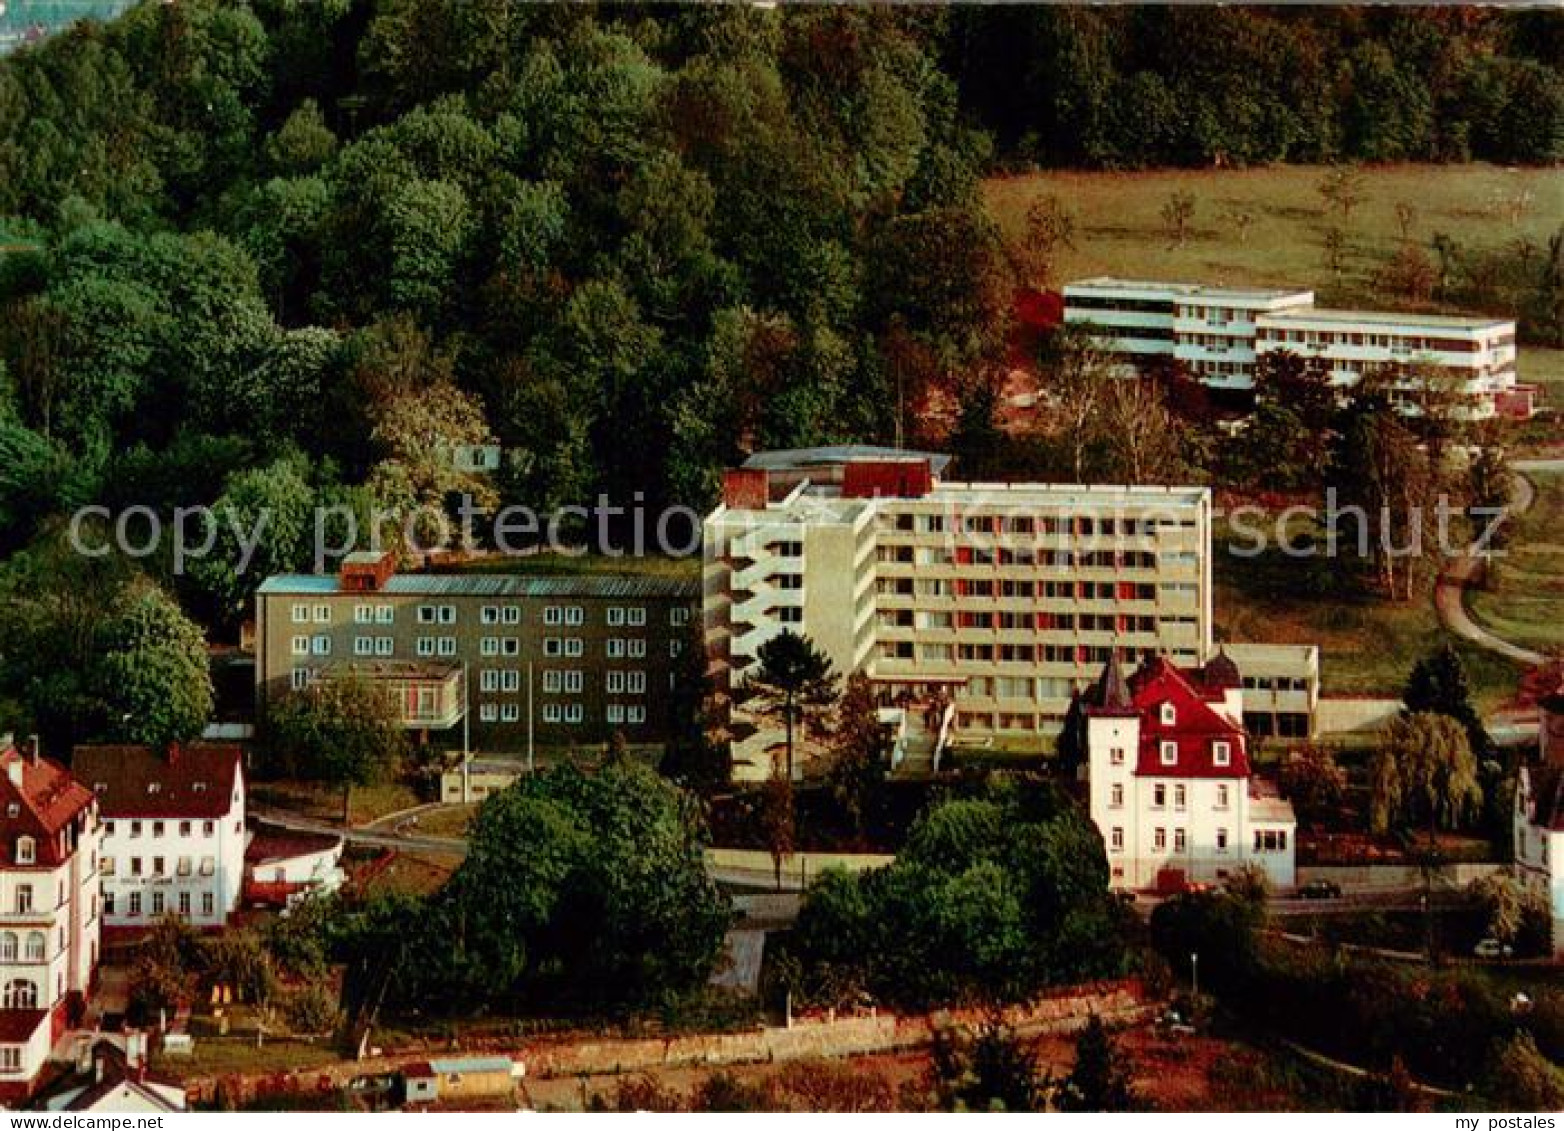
<box><xmin>1086</xmin><ymin>652</ymin><xmax>1296</xmax><ymax>892</ymax></box>
<box><xmin>0</xmin><ymin>736</ymin><xmax>101</xmax><ymax>1103</ymax></box>
<box><xmin>72</xmin><ymin>744</ymin><xmax>245</xmax><ymax>930</ymax></box>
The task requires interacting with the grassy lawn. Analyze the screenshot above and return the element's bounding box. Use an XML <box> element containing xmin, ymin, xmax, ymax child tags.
<box><xmin>363</xmin><ymin>849</ymin><xmax>463</xmax><ymax>897</ymax></box>
<box><xmin>985</xmin><ymin>162</ymin><xmax>1563</xmax><ymax>307</ymax></box>
<box><xmin>1518</xmin><ymin>346</ymin><xmax>1564</xmax><ymax>408</ymax></box>
<box><xmin>1467</xmin><ymin>469</ymin><xmax>1564</xmax><ymax>656</ymax></box>
<box><xmin>250</xmin><ymin>781</ymin><xmax>423</xmax><ymax>826</ymax></box>
<box><xmin>411</xmin><ymin>803</ymin><xmax>478</xmax><ymax>839</ymax></box>
<box><xmin>433</xmin><ymin>551</ymin><xmax>699</xmax><ymax>581</ymax></box>
<box><xmin>1212</xmin><ymin>519</ymin><xmax>1523</xmax><ymax>711</ymax></box>
<box><xmin>153</xmin><ymin>1037</ymin><xmax>343</xmax><ymax>1079</ymax></box>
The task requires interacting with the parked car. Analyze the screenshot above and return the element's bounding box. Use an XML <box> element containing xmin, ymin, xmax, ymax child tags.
<box><xmin>1474</xmin><ymin>938</ymin><xmax>1514</xmax><ymax>959</ymax></box>
<box><xmin>1298</xmin><ymin>880</ymin><xmax>1343</xmax><ymax>899</ymax></box>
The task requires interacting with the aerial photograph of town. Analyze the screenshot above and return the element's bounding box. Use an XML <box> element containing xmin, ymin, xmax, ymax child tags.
<box><xmin>0</xmin><ymin>0</ymin><xmax>1558</xmax><ymax>1118</ymax></box>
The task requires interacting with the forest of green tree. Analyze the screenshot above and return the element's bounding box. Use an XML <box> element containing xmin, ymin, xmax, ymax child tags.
<box><xmin>0</xmin><ymin>1</ymin><xmax>1556</xmax><ymax>565</ymax></box>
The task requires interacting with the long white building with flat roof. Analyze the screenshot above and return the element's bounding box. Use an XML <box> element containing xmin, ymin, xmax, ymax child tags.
<box><xmin>704</xmin><ymin>448</ymin><xmax>1321</xmax><ymax>781</ymax></box>
<box><xmin>1063</xmin><ymin>277</ymin><xmax>1518</xmax><ymax>417</ymax></box>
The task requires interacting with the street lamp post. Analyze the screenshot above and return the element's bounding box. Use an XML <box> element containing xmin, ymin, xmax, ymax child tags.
<box><xmin>1190</xmin><ymin>951</ymin><xmax>1199</xmax><ymax>1000</ymax></box>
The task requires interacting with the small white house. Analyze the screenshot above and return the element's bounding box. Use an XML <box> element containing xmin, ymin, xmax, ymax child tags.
<box><xmin>243</xmin><ymin>826</ymin><xmax>345</xmax><ymax>910</ymax></box>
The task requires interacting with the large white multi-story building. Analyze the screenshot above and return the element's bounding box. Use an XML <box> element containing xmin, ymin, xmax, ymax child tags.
<box><xmin>1084</xmin><ymin>653</ymin><xmax>1296</xmax><ymax>892</ymax></box>
<box><xmin>704</xmin><ymin>448</ymin><xmax>1319</xmax><ymax>780</ymax></box>
<box><xmin>74</xmin><ymin>744</ymin><xmax>246</xmax><ymax>929</ymax></box>
<box><xmin>1061</xmin><ymin>278</ymin><xmax>1315</xmax><ymax>392</ymax></box>
<box><xmin>0</xmin><ymin>738</ymin><xmax>100</xmax><ymax>1103</ymax></box>
<box><xmin>1063</xmin><ymin>277</ymin><xmax>1518</xmax><ymax>417</ymax></box>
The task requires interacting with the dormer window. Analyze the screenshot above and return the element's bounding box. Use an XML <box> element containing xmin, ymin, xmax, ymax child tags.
<box><xmin>192</xmin><ymin>782</ymin><xmax>208</xmax><ymax>794</ymax></box>
<box><xmin>93</xmin><ymin>783</ymin><xmax>106</xmax><ymax>794</ymax></box>
<box><xmin>1160</xmin><ymin>741</ymin><xmax>1178</xmax><ymax>766</ymax></box>
<box><xmin>14</xmin><ymin>838</ymin><xmax>33</xmax><ymax>865</ymax></box>
<box><xmin>1213</xmin><ymin>741</ymin><xmax>1231</xmax><ymax>767</ymax></box>
<box><xmin>147</xmin><ymin>783</ymin><xmax>161</xmax><ymax>795</ymax></box>
<box><xmin>4</xmin><ymin>805</ymin><xmax>15</xmax><ymax>819</ymax></box>
<box><xmin>1160</xmin><ymin>703</ymin><xmax>1176</xmax><ymax>726</ymax></box>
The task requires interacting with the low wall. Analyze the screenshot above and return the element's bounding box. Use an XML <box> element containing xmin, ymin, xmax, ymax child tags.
<box><xmin>706</xmin><ymin>848</ymin><xmax>896</xmax><ymax>876</ymax></box>
<box><xmin>1297</xmin><ymin>862</ymin><xmax>1503</xmax><ymax>890</ymax></box>
<box><xmin>185</xmin><ymin>980</ymin><xmax>1151</xmax><ymax>1106</ymax></box>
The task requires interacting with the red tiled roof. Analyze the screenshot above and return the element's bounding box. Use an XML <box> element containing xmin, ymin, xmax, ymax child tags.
<box><xmin>0</xmin><ymin>1009</ymin><xmax>48</xmax><ymax>1042</ymax></box>
<box><xmin>71</xmin><ymin>745</ymin><xmax>242</xmax><ymax>819</ymax></box>
<box><xmin>0</xmin><ymin>742</ymin><xmax>96</xmax><ymax>866</ymax></box>
<box><xmin>1126</xmin><ymin>656</ymin><xmax>1250</xmax><ymax>779</ymax></box>
<box><xmin>245</xmin><ymin>827</ymin><xmax>342</xmax><ymax>866</ymax></box>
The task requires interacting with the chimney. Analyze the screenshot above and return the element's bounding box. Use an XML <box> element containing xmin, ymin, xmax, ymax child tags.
<box><xmin>6</xmin><ymin>756</ymin><xmax>21</xmax><ymax>789</ymax></box>
<box><xmin>25</xmin><ymin>735</ymin><xmax>39</xmax><ymax>765</ymax></box>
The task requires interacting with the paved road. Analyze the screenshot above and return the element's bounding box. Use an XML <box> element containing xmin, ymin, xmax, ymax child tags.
<box><xmin>1434</xmin><ymin>459</ymin><xmax>1562</xmax><ymax>667</ymax></box>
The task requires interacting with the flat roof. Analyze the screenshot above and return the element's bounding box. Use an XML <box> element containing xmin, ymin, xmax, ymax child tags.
<box><xmin>1065</xmin><ymin>277</ymin><xmax>1311</xmax><ymax>302</ymax></box>
<box><xmin>258</xmin><ymin>573</ymin><xmax>698</xmax><ymax>599</ymax></box>
<box><xmin>1262</xmin><ymin>307</ymin><xmax>1512</xmax><ymax>331</ymax></box>
<box><xmin>743</xmin><ymin>446</ymin><xmax>953</xmax><ymax>475</ymax></box>
<box><xmin>931</xmin><ymin>481</ymin><xmax>1209</xmax><ymax>509</ymax></box>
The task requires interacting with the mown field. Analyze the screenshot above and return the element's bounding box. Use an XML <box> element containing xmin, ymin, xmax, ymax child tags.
<box><xmin>984</xmin><ymin>162</ymin><xmax>1563</xmax><ymax>305</ymax></box>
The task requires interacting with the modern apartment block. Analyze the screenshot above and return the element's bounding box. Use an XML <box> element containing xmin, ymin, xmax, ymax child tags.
<box><xmin>0</xmin><ymin>738</ymin><xmax>100</xmax><ymax>1103</ymax></box>
<box><xmin>1060</xmin><ymin>278</ymin><xmax>1316</xmax><ymax>391</ymax></box>
<box><xmin>1063</xmin><ymin>277</ymin><xmax>1518</xmax><ymax>416</ymax></box>
<box><xmin>705</xmin><ymin>448</ymin><xmax>1236</xmax><ymax>780</ymax></box>
<box><xmin>255</xmin><ymin>554</ymin><xmax>698</xmax><ymax>751</ymax></box>
<box><xmin>1253</xmin><ymin>306</ymin><xmax>1517</xmax><ymax>415</ymax></box>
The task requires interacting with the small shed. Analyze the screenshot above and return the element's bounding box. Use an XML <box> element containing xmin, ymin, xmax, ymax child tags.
<box><xmin>402</xmin><ymin>1056</ymin><xmax>520</xmax><ymax>1105</ymax></box>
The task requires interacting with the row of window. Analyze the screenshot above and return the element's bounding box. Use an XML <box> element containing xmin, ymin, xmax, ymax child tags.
<box><xmin>1106</xmin><ymin>827</ymin><xmax>1286</xmax><ymax>854</ymax></box>
<box><xmin>886</xmin><ymin>512</ymin><xmax>1190</xmax><ymax>538</ymax></box>
<box><xmin>1107</xmin><ymin>782</ymin><xmax>1232</xmax><ymax>810</ymax></box>
<box><xmin>104</xmin><ymin>819</ymin><xmax>218</xmax><ymax>839</ymax></box>
<box><xmin>1106</xmin><ymin>738</ymin><xmax>1232</xmax><ymax>768</ymax></box>
<box><xmin>101</xmin><ymin>855</ymin><xmax>217</xmax><ymax>878</ymax></box>
<box><xmin>874</xmin><ymin>578</ymin><xmax>1182</xmax><ymax>601</ymax></box>
<box><xmin>295</xmin><ymin>603</ymin><xmax>691</xmax><ymax>627</ymax></box>
<box><xmin>104</xmin><ymin>889</ymin><xmax>215</xmax><ymax>918</ymax></box>
<box><xmin>476</xmin><ymin>703</ymin><xmax>653</xmax><ymax>726</ymax></box>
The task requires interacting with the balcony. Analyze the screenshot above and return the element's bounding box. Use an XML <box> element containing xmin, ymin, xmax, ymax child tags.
<box><xmin>322</xmin><ymin>662</ymin><xmax>465</xmax><ymax>730</ymax></box>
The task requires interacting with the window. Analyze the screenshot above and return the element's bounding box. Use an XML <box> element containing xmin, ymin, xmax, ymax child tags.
<box><xmin>1109</xmin><ymin>747</ymin><xmax>1125</xmax><ymax>766</ymax></box>
<box><xmin>355</xmin><ymin>604</ymin><xmax>374</xmax><ymax>624</ymax></box>
<box><xmin>417</xmin><ymin>606</ymin><xmax>438</xmax><ymax>625</ymax></box>
<box><xmin>2</xmin><ymin>981</ymin><xmax>36</xmax><ymax>1009</ymax></box>
<box><xmin>416</xmin><ymin>638</ymin><xmax>436</xmax><ymax>657</ymax></box>
<box><xmin>481</xmin><ymin>670</ymin><xmax>499</xmax><ymax>693</ymax></box>
<box><xmin>1153</xmin><ymin>828</ymin><xmax>1167</xmax><ymax>851</ymax></box>
<box><xmin>103</xmin><ymin>892</ymin><xmax>115</xmax><ymax>916</ymax></box>
<box><xmin>152</xmin><ymin>857</ymin><xmax>165</xmax><ymax>875</ymax></box>
<box><xmin>501</xmin><ymin>703</ymin><xmax>520</xmax><ymax>723</ymax></box>
<box><xmin>670</xmin><ymin>607</ymin><xmax>691</xmax><ymax>626</ymax></box>
<box><xmin>375</xmin><ymin>606</ymin><xmax>395</xmax><ymax>625</ymax></box>
<box><xmin>199</xmin><ymin>857</ymin><xmax>215</xmax><ymax>876</ymax></box>
<box><xmin>24</xmin><ymin>933</ymin><xmax>43</xmax><ymax>961</ymax></box>
<box><xmin>543</xmin><ymin>704</ymin><xmax>561</xmax><ymax>724</ymax></box>
<box><xmin>130</xmin><ymin>821</ymin><xmax>142</xmax><ymax>839</ymax></box>
<box><xmin>0</xmin><ymin>934</ymin><xmax>15</xmax><ymax>961</ymax></box>
<box><xmin>313</xmin><ymin>604</ymin><xmax>331</xmax><ymax>624</ymax></box>
<box><xmin>291</xmin><ymin>667</ymin><xmax>310</xmax><ymax>690</ymax></box>
<box><xmin>179</xmin><ymin>821</ymin><xmax>191</xmax><ymax>838</ymax></box>
<box><xmin>178</xmin><ymin>892</ymin><xmax>191</xmax><ymax>917</ymax></box>
<box><xmin>291</xmin><ymin>603</ymin><xmax>309</xmax><ymax>624</ymax></box>
<box><xmin>128</xmin><ymin>892</ymin><xmax>142</xmax><ymax>916</ymax></box>
<box><xmin>203</xmin><ymin>821</ymin><xmax>214</xmax><ymax>837</ymax></box>
<box><xmin>1160</xmin><ymin>702</ymin><xmax>1176</xmax><ymax>725</ymax></box>
<box><xmin>1213</xmin><ymin>741</ymin><xmax>1231</xmax><ymax>767</ymax></box>
<box><xmin>627</xmin><ymin>705</ymin><xmax>645</xmax><ymax>724</ymax></box>
<box><xmin>564</xmin><ymin>638</ymin><xmax>583</xmax><ymax>657</ymax></box>
<box><xmin>501</xmin><ymin>638</ymin><xmax>520</xmax><ymax>657</ymax></box>
<box><xmin>479</xmin><ymin>704</ymin><xmax>498</xmax><ymax>722</ymax></box>
<box><xmin>151</xmin><ymin>893</ymin><xmax>164</xmax><ymax>915</ymax></box>
<box><xmin>607</xmin><ymin>607</ymin><xmax>625</xmax><ymax>627</ymax></box>
<box><xmin>607</xmin><ymin>704</ymin><xmax>625</xmax><ymax>724</ymax></box>
<box><xmin>565</xmin><ymin>671</ymin><xmax>582</xmax><ymax>694</ymax></box>
<box><xmin>1174</xmin><ymin>784</ymin><xmax>1186</xmax><ymax>811</ymax></box>
<box><xmin>565</xmin><ymin>606</ymin><xmax>584</xmax><ymax>626</ymax></box>
<box><xmin>607</xmin><ymin>671</ymin><xmax>626</xmax><ymax>694</ymax></box>
<box><xmin>375</xmin><ymin>637</ymin><xmax>394</xmax><ymax>657</ymax></box>
<box><xmin>202</xmin><ymin>893</ymin><xmax>214</xmax><ymax>916</ymax></box>
<box><xmin>502</xmin><ymin>607</ymin><xmax>520</xmax><ymax>625</ymax></box>
<box><xmin>1152</xmin><ymin>784</ymin><xmax>1166</xmax><ymax>809</ymax></box>
<box><xmin>1215</xmin><ymin>828</ymin><xmax>1229</xmax><ymax>853</ymax></box>
<box><xmin>1216</xmin><ymin>784</ymin><xmax>1230</xmax><ymax>809</ymax></box>
<box><xmin>177</xmin><ymin>857</ymin><xmax>191</xmax><ymax>877</ymax></box>
<box><xmin>481</xmin><ymin>606</ymin><xmax>500</xmax><ymax>625</ymax></box>
<box><xmin>0</xmin><ymin>1047</ymin><xmax>20</xmax><ymax>1072</ymax></box>
<box><xmin>1173</xmin><ymin>829</ymin><xmax>1187</xmax><ymax>854</ymax></box>
<box><xmin>354</xmin><ymin>636</ymin><xmax>374</xmax><ymax>656</ymax></box>
<box><xmin>627</xmin><ymin>607</ymin><xmax>646</xmax><ymax>627</ymax></box>
<box><xmin>291</xmin><ymin>635</ymin><xmax>309</xmax><ymax>656</ymax></box>
<box><xmin>543</xmin><ymin>670</ymin><xmax>562</xmax><ymax>694</ymax></box>
<box><xmin>565</xmin><ymin>704</ymin><xmax>583</xmax><ymax>724</ymax></box>
<box><xmin>1109</xmin><ymin>784</ymin><xmax>1123</xmax><ymax>808</ymax></box>
<box><xmin>130</xmin><ymin>858</ymin><xmax>142</xmax><ymax>877</ymax></box>
<box><xmin>99</xmin><ymin>857</ymin><xmax>114</xmax><ymax>876</ymax></box>
<box><xmin>481</xmin><ymin>637</ymin><xmax>498</xmax><ymax>657</ymax></box>
<box><xmin>152</xmin><ymin>821</ymin><xmax>164</xmax><ymax>837</ymax></box>
<box><xmin>14</xmin><ymin>838</ymin><xmax>33</xmax><ymax>865</ymax></box>
<box><xmin>1254</xmin><ymin>829</ymin><xmax>1288</xmax><ymax>852</ymax></box>
<box><xmin>437</xmin><ymin>637</ymin><xmax>457</xmax><ymax>657</ymax></box>
<box><xmin>312</xmin><ymin>635</ymin><xmax>331</xmax><ymax>656</ymax></box>
<box><xmin>628</xmin><ymin>638</ymin><xmax>646</xmax><ymax>659</ymax></box>
<box><xmin>1160</xmin><ymin>741</ymin><xmax>1178</xmax><ymax>766</ymax></box>
<box><xmin>607</xmin><ymin>638</ymin><xmax>626</xmax><ymax>658</ymax></box>
<box><xmin>501</xmin><ymin>670</ymin><xmax>519</xmax><ymax>693</ymax></box>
